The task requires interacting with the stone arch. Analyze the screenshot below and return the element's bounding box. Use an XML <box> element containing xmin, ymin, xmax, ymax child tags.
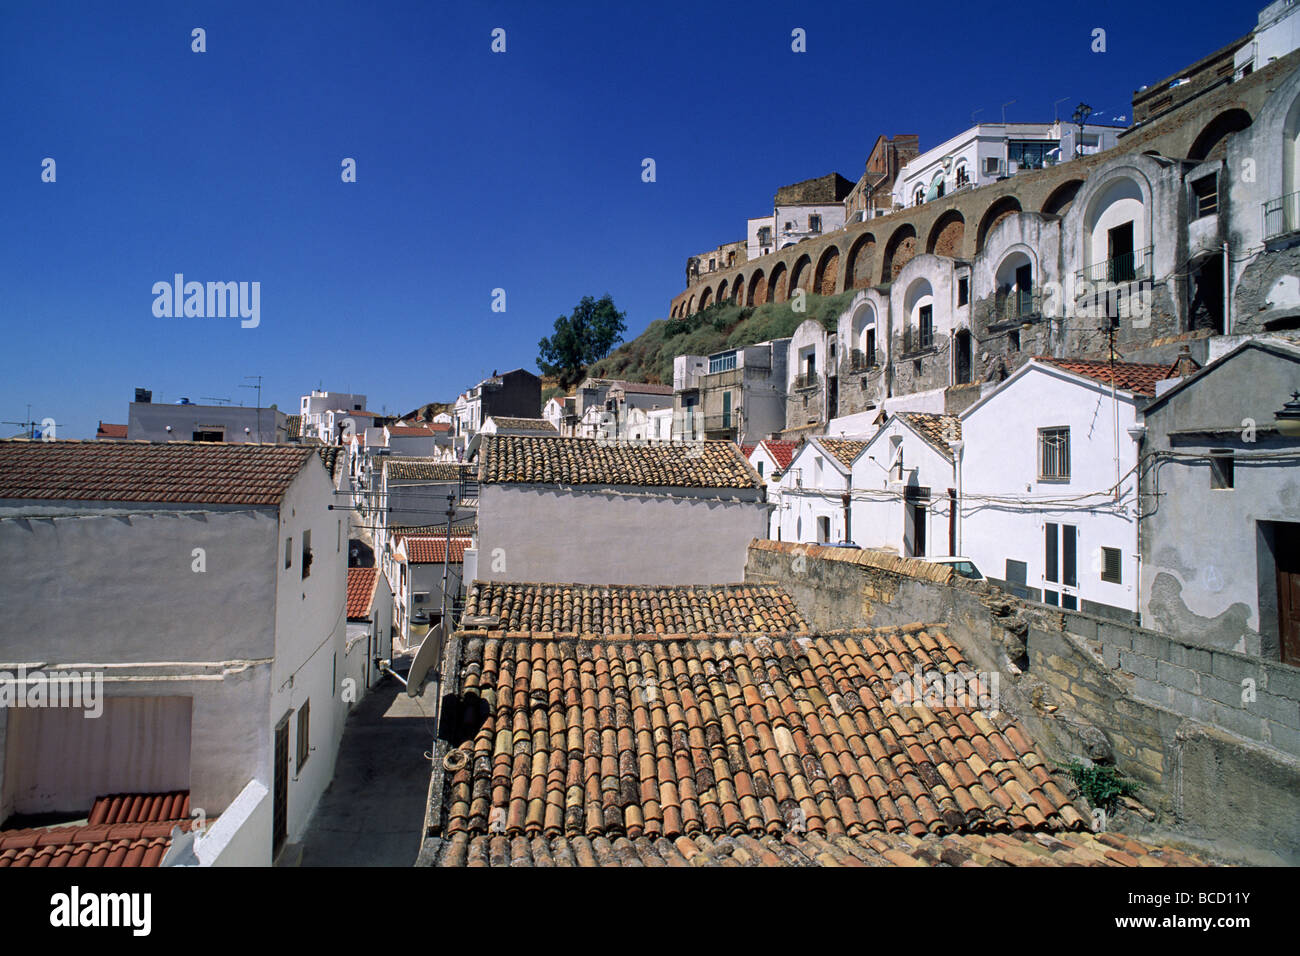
<box><xmin>732</xmin><ymin>273</ymin><xmax>745</xmax><ymax>306</ymax></box>
<box><xmin>845</xmin><ymin>233</ymin><xmax>877</xmax><ymax>290</ymax></box>
<box><xmin>1041</xmin><ymin>179</ymin><xmax>1085</xmax><ymax>217</ymax></box>
<box><xmin>768</xmin><ymin>261</ymin><xmax>790</xmax><ymax>303</ymax></box>
<box><xmin>1188</xmin><ymin>108</ymin><xmax>1253</xmax><ymax>162</ymax></box>
<box><xmin>1081</xmin><ymin>172</ymin><xmax>1152</xmax><ymax>273</ymax></box>
<box><xmin>926</xmin><ymin>210</ymin><xmax>965</xmax><ymax>257</ymax></box>
<box><xmin>902</xmin><ymin>276</ymin><xmax>935</xmax><ymax>350</ymax></box>
<box><xmin>975</xmin><ymin>196</ymin><xmax>1023</xmax><ymax>255</ymax></box>
<box><xmin>718</xmin><ymin>278</ymin><xmax>730</xmax><ymax>303</ymax></box>
<box><xmin>687</xmin><ymin>294</ymin><xmax>696</xmax><ymax>315</ymax></box>
<box><xmin>748</xmin><ymin>270</ymin><xmax>767</xmax><ymax>306</ymax></box>
<box><xmin>790</xmin><ymin>254</ymin><xmax>814</xmax><ymax>294</ymax></box>
<box><xmin>815</xmin><ymin>245</ymin><xmax>841</xmax><ymax>296</ymax></box>
<box><xmin>698</xmin><ymin>286</ymin><xmax>713</xmax><ymax>309</ymax></box>
<box><xmin>882</xmin><ymin>224</ymin><xmax>918</xmax><ymax>282</ymax></box>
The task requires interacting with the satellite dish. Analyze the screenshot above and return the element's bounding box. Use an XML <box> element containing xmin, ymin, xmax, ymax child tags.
<box><xmin>406</xmin><ymin>622</ymin><xmax>444</xmax><ymax>697</ymax></box>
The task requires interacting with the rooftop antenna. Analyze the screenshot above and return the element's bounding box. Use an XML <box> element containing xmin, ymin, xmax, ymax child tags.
<box><xmin>971</xmin><ymin>107</ymin><xmax>984</xmax><ymax>127</ymax></box>
<box><xmin>200</xmin><ymin>396</ymin><xmax>233</xmax><ymax>406</ymax></box>
<box><xmin>3</xmin><ymin>404</ymin><xmax>63</xmax><ymax>440</ymax></box>
<box><xmin>1053</xmin><ymin>96</ymin><xmax>1070</xmax><ymax>123</ymax></box>
<box><xmin>1001</xmin><ymin>99</ymin><xmax>1016</xmax><ymax>124</ymax></box>
<box><xmin>240</xmin><ymin>375</ymin><xmax>264</xmax><ymax>442</ymax></box>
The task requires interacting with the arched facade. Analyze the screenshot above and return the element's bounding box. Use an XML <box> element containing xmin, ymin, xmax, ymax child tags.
<box><xmin>882</xmin><ymin>224</ymin><xmax>918</xmax><ymax>282</ymax></box>
<box><xmin>748</xmin><ymin>270</ymin><xmax>767</xmax><ymax>306</ymax></box>
<box><xmin>768</xmin><ymin>261</ymin><xmax>789</xmax><ymax>303</ymax></box>
<box><xmin>789</xmin><ymin>254</ymin><xmax>814</xmax><ymax>295</ymax></box>
<box><xmin>698</xmin><ymin>286</ymin><xmax>713</xmax><ymax>309</ymax></box>
<box><xmin>975</xmin><ymin>196</ymin><xmax>1023</xmax><ymax>254</ymax></box>
<box><xmin>1187</xmin><ymin>108</ymin><xmax>1253</xmax><ymax>162</ymax></box>
<box><xmin>1042</xmin><ymin>179</ymin><xmax>1084</xmax><ymax>217</ymax></box>
<box><xmin>845</xmin><ymin>233</ymin><xmax>877</xmax><ymax>290</ymax></box>
<box><xmin>815</xmin><ymin>246</ymin><xmax>840</xmax><ymax>296</ymax></box>
<box><xmin>926</xmin><ymin>210</ymin><xmax>965</xmax><ymax>257</ymax></box>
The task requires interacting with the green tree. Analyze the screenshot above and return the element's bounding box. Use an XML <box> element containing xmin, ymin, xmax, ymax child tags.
<box><xmin>537</xmin><ymin>294</ymin><xmax>627</xmax><ymax>387</ymax></box>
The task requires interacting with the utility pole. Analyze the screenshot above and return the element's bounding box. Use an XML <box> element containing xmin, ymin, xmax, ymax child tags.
<box><xmin>241</xmin><ymin>375</ymin><xmax>264</xmax><ymax>442</ymax></box>
<box><xmin>439</xmin><ymin>493</ymin><xmax>455</xmax><ymax>630</ymax></box>
<box><xmin>3</xmin><ymin>405</ymin><xmax>62</xmax><ymax>440</ymax></box>
<box><xmin>1100</xmin><ymin>321</ymin><xmax>1122</xmax><ymax>497</ymax></box>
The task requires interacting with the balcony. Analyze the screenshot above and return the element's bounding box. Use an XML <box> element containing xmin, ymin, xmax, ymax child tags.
<box><xmin>703</xmin><ymin>415</ymin><xmax>735</xmax><ymax>434</ymax></box>
<box><xmin>1264</xmin><ymin>192</ymin><xmax>1300</xmax><ymax>241</ymax></box>
<box><xmin>793</xmin><ymin>373</ymin><xmax>819</xmax><ymax>390</ymax></box>
<box><xmin>996</xmin><ymin>288</ymin><xmax>1039</xmax><ymax>322</ymax></box>
<box><xmin>1076</xmin><ymin>247</ymin><xmax>1153</xmax><ymax>286</ymax></box>
<box><xmin>849</xmin><ymin>349</ymin><xmax>878</xmax><ymax>371</ymax></box>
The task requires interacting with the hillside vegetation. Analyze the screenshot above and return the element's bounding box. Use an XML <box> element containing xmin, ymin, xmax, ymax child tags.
<box><xmin>586</xmin><ymin>290</ymin><xmax>857</xmax><ymax>385</ymax></box>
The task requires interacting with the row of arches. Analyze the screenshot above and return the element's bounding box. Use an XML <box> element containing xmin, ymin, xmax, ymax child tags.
<box><xmin>670</xmin><ymin>187</ymin><xmax>1091</xmax><ymax>318</ymax></box>
<box><xmin>670</xmin><ymin>104</ymin><xmax>1257</xmax><ymax>320</ymax></box>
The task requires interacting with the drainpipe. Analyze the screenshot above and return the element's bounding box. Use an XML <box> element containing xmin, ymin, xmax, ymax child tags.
<box><xmin>841</xmin><ymin>491</ymin><xmax>852</xmax><ymax>544</ymax></box>
<box><xmin>1222</xmin><ymin>240</ymin><xmax>1231</xmax><ymax>335</ymax></box>
<box><xmin>1127</xmin><ymin>423</ymin><xmax>1147</xmax><ymax>625</ymax></box>
<box><xmin>948</xmin><ymin>439</ymin><xmax>965</xmax><ymax>554</ymax></box>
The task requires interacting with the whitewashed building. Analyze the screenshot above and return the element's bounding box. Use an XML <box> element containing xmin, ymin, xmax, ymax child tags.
<box><xmin>475</xmin><ymin>435</ymin><xmax>767</xmax><ymax>584</ymax></box>
<box><xmin>850</xmin><ymin>413</ymin><xmax>961</xmax><ymax>557</ymax></box>
<box><xmin>958</xmin><ymin>357</ymin><xmax>1172</xmax><ymax>618</ymax></box>
<box><xmin>0</xmin><ymin>441</ymin><xmax>349</xmax><ymax>865</ymax></box>
<box><xmin>746</xmin><ymin>439</ymin><xmax>801</xmax><ymax>538</ymax></box>
<box><xmin>774</xmin><ymin>437</ymin><xmax>868</xmax><ymax>544</ymax></box>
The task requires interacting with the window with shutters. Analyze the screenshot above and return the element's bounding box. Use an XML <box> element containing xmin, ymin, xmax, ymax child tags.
<box><xmin>296</xmin><ymin>700</ymin><xmax>311</xmax><ymax>772</ymax></box>
<box><xmin>1101</xmin><ymin>546</ymin><xmax>1122</xmax><ymax>583</ymax></box>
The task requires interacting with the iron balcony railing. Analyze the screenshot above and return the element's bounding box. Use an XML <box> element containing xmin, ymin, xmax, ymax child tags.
<box><xmin>849</xmin><ymin>349</ymin><xmax>878</xmax><ymax>371</ymax></box>
<box><xmin>1076</xmin><ymin>246</ymin><xmax>1153</xmax><ymax>285</ymax></box>
<box><xmin>996</xmin><ymin>288</ymin><xmax>1039</xmax><ymax>321</ymax></box>
<box><xmin>1264</xmin><ymin>192</ymin><xmax>1300</xmax><ymax>240</ymax></box>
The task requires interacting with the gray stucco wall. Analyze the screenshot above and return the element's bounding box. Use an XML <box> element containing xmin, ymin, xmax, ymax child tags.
<box><xmin>479</xmin><ymin>484</ymin><xmax>767</xmax><ymax>585</ymax></box>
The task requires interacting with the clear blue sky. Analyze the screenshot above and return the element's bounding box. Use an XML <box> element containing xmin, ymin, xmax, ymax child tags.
<box><xmin>1</xmin><ymin>0</ymin><xmax>1256</xmax><ymax>437</ymax></box>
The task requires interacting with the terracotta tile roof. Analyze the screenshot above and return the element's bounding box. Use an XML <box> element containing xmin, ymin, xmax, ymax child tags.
<box><xmin>488</xmin><ymin>417</ymin><xmax>558</xmax><ymax>432</ymax></box>
<box><xmin>740</xmin><ymin>443</ymin><xmax>756</xmax><ymax>458</ymax></box>
<box><xmin>284</xmin><ymin>414</ymin><xmax>302</xmax><ymax>439</ymax></box>
<box><xmin>347</xmin><ymin>567</ymin><xmax>379</xmax><ymax>620</ymax></box>
<box><xmin>899</xmin><ymin>413</ymin><xmax>962</xmax><ymax>459</ymax></box>
<box><xmin>0</xmin><ymin>791</ymin><xmax>194</xmax><ymax>867</ymax></box>
<box><xmin>1035</xmin><ymin>357</ymin><xmax>1175</xmax><ymax>397</ymax></box>
<box><xmin>440</xmin><ymin>624</ymin><xmax>1090</xmax><ymax>844</ymax></box>
<box><xmin>759</xmin><ymin>439</ymin><xmax>800</xmax><ymax>471</ymax></box>
<box><xmin>816</xmin><ymin>438</ymin><xmax>869</xmax><ymax>470</ymax></box>
<box><xmin>384</xmin><ymin>458</ymin><xmax>472</xmax><ymax>482</ymax></box>
<box><xmin>437</xmin><ymin>828</ymin><xmax>1204</xmax><ymax>867</ymax></box>
<box><xmin>478</xmin><ymin>436</ymin><xmax>761</xmax><ymax>489</ymax></box>
<box><xmin>388</xmin><ymin>424</ymin><xmax>439</xmax><ymax>437</ymax></box>
<box><xmin>89</xmin><ymin>791</ymin><xmax>189</xmax><ymax>825</ymax></box>
<box><xmin>316</xmin><ymin>445</ymin><xmax>344</xmax><ymax>480</ymax></box>
<box><xmin>95</xmin><ymin>422</ymin><xmax>127</xmax><ymax>439</ymax></box>
<box><xmin>460</xmin><ymin>582</ymin><xmax>808</xmax><ymax>636</ymax></box>
<box><xmin>0</xmin><ymin>440</ymin><xmax>316</xmax><ymax>506</ymax></box>
<box><xmin>402</xmin><ymin>536</ymin><xmax>471</xmax><ymax>564</ymax></box>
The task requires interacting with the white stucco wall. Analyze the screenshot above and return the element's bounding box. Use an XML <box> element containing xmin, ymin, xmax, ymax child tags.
<box><xmin>960</xmin><ymin>364</ymin><xmax>1140</xmax><ymax>614</ymax></box>
<box><xmin>850</xmin><ymin>419</ymin><xmax>956</xmax><ymax>555</ymax></box>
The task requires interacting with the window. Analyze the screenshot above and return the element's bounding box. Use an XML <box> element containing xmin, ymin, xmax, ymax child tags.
<box><xmin>1007</xmin><ymin>140</ymin><xmax>1059</xmax><ymax>169</ymax></box>
<box><xmin>957</xmin><ymin>277</ymin><xmax>969</xmax><ymax>307</ymax></box>
<box><xmin>285</xmin><ymin>536</ymin><xmax>293</xmax><ymax>569</ymax></box>
<box><xmin>955</xmin><ymin>164</ymin><xmax>970</xmax><ymax>187</ymax></box>
<box><xmin>337</xmin><ymin>519</ymin><xmax>341</xmax><ymax>552</ymax></box>
<box><xmin>1008</xmin><ymin>329</ymin><xmax>1021</xmax><ymax>353</ymax></box>
<box><xmin>296</xmin><ymin>700</ymin><xmax>310</xmax><ymax>772</ymax></box>
<box><xmin>1101</xmin><ymin>546</ymin><xmax>1122</xmax><ymax>583</ymax></box>
<box><xmin>758</xmin><ymin>227</ymin><xmax>771</xmax><ymax>245</ymax></box>
<box><xmin>709</xmin><ymin>351</ymin><xmax>737</xmax><ymax>373</ymax></box>
<box><xmin>301</xmin><ymin>529</ymin><xmax>312</xmax><ymax>579</ymax></box>
<box><xmin>1039</xmin><ymin>427</ymin><xmax>1071</xmax><ymax>479</ymax></box>
<box><xmin>918</xmin><ymin>305</ymin><xmax>934</xmax><ymax>349</ymax></box>
<box><xmin>1191</xmin><ymin>174</ymin><xmax>1218</xmax><ymax>218</ymax></box>
<box><xmin>809</xmin><ymin>214</ymin><xmax>822</xmax><ymax>234</ymax></box>
<box><xmin>865</xmin><ymin>327</ymin><xmax>877</xmax><ymax>367</ymax></box>
<box><xmin>817</xmin><ymin>516</ymin><xmax>830</xmax><ymax>543</ymax></box>
<box><xmin>192</xmin><ymin>430</ymin><xmax>223</xmax><ymax>442</ymax></box>
<box><xmin>757</xmin><ymin>460</ymin><xmax>764</xmax><ymax>477</ymax></box>
<box><xmin>984</xmin><ymin>156</ymin><xmax>1001</xmax><ymax>176</ymax></box>
<box><xmin>709</xmin><ymin>258</ymin><xmax>716</xmax><ymax>271</ymax></box>
<box><xmin>914</xmin><ymin>188</ymin><xmax>925</xmax><ymax>206</ymax></box>
<box><xmin>414</xmin><ymin>591</ymin><xmax>429</xmax><ymax>605</ymax></box>
<box><xmin>1210</xmin><ymin>449</ymin><xmax>1234</xmax><ymax>489</ymax></box>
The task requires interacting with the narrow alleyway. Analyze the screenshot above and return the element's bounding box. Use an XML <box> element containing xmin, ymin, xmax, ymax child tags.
<box><xmin>294</xmin><ymin>666</ymin><xmax>441</xmax><ymax>866</ymax></box>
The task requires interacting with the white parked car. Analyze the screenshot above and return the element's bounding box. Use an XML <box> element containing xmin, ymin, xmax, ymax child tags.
<box><xmin>922</xmin><ymin>556</ymin><xmax>983</xmax><ymax>580</ymax></box>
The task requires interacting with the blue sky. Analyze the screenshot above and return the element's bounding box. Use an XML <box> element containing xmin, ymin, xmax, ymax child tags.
<box><xmin>1</xmin><ymin>0</ymin><xmax>1256</xmax><ymax>437</ymax></box>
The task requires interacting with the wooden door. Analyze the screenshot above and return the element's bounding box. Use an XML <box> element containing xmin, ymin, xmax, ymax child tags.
<box><xmin>1278</xmin><ymin>524</ymin><xmax>1300</xmax><ymax>666</ymax></box>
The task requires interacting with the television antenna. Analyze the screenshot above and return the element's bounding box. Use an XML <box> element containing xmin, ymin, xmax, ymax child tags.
<box><xmin>240</xmin><ymin>375</ymin><xmax>264</xmax><ymax>442</ymax></box>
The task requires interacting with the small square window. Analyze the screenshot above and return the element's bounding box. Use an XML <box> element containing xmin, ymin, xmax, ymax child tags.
<box><xmin>1039</xmin><ymin>427</ymin><xmax>1071</xmax><ymax>480</ymax></box>
<box><xmin>1210</xmin><ymin>450</ymin><xmax>1234</xmax><ymax>489</ymax></box>
<box><xmin>1101</xmin><ymin>546</ymin><xmax>1122</xmax><ymax>583</ymax></box>
<box><xmin>1191</xmin><ymin>174</ymin><xmax>1218</xmax><ymax>219</ymax></box>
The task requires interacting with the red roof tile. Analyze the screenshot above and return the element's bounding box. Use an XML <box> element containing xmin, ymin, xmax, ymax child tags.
<box><xmin>759</xmin><ymin>439</ymin><xmax>800</xmax><ymax>471</ymax></box>
<box><xmin>1035</xmin><ymin>357</ymin><xmax>1174</xmax><ymax>397</ymax></box>
<box><xmin>402</xmin><ymin>536</ymin><xmax>471</xmax><ymax>564</ymax></box>
<box><xmin>89</xmin><ymin>791</ymin><xmax>189</xmax><ymax>825</ymax></box>
<box><xmin>0</xmin><ymin>440</ymin><xmax>317</xmax><ymax>506</ymax></box>
<box><xmin>95</xmin><ymin>422</ymin><xmax>128</xmax><ymax>439</ymax></box>
<box><xmin>347</xmin><ymin>568</ymin><xmax>379</xmax><ymax>620</ymax></box>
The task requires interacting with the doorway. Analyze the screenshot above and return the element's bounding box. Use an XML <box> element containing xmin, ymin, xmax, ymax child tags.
<box><xmin>273</xmin><ymin>714</ymin><xmax>290</xmax><ymax>855</ymax></box>
<box><xmin>1108</xmin><ymin>221</ymin><xmax>1135</xmax><ymax>282</ymax></box>
<box><xmin>904</xmin><ymin>487</ymin><xmax>929</xmax><ymax>557</ymax></box>
<box><xmin>1275</xmin><ymin>523</ymin><xmax>1300</xmax><ymax>666</ymax></box>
